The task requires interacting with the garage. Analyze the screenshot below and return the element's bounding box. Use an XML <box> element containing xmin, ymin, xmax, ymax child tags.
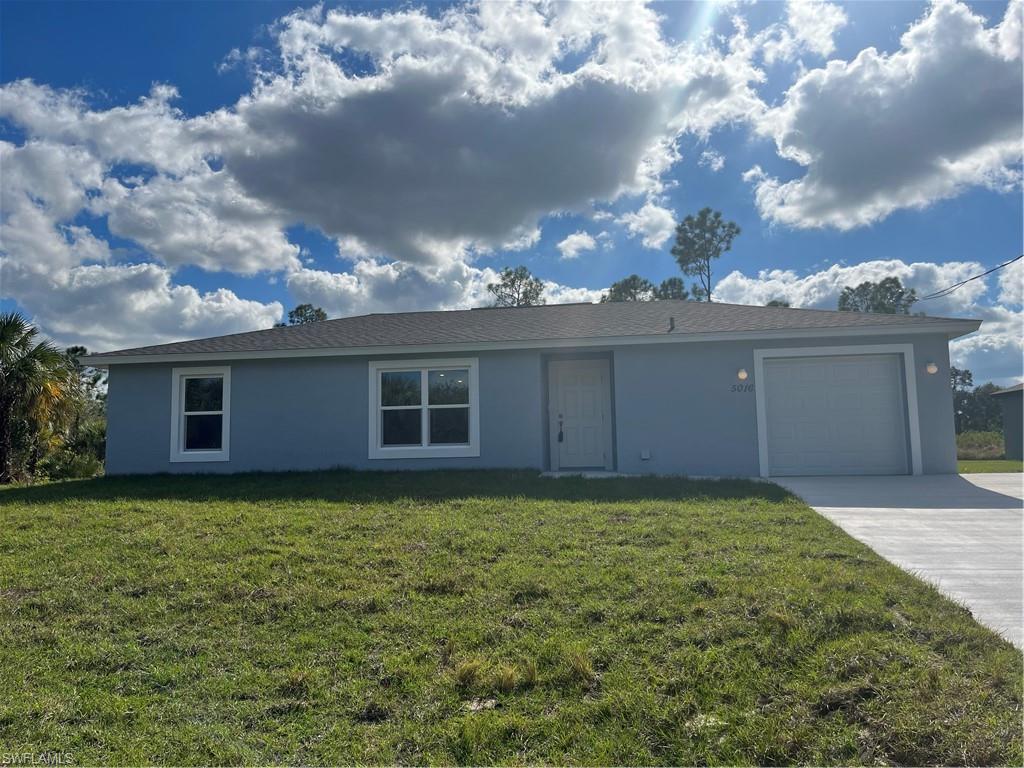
<box><xmin>760</xmin><ymin>353</ymin><xmax>911</xmax><ymax>476</ymax></box>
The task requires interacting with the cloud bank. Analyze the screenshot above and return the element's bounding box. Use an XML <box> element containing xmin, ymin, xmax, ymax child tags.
<box><xmin>749</xmin><ymin>0</ymin><xmax>1022</xmax><ymax>229</ymax></box>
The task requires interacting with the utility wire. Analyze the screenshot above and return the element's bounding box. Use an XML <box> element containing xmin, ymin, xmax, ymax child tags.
<box><xmin>917</xmin><ymin>253</ymin><xmax>1023</xmax><ymax>301</ymax></box>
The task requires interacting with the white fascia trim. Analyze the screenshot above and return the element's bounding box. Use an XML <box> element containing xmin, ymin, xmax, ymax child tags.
<box><xmin>169</xmin><ymin>365</ymin><xmax>231</xmax><ymax>463</ymax></box>
<box><xmin>368</xmin><ymin>357</ymin><xmax>480</xmax><ymax>460</ymax></box>
<box><xmin>753</xmin><ymin>344</ymin><xmax>923</xmax><ymax>478</ymax></box>
<box><xmin>80</xmin><ymin>320</ymin><xmax>981</xmax><ymax>367</ymax></box>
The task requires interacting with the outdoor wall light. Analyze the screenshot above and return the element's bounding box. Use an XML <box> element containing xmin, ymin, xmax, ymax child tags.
<box><xmin>737</xmin><ymin>368</ymin><xmax>749</xmax><ymax>381</ymax></box>
<box><xmin>925</xmin><ymin>362</ymin><xmax>939</xmax><ymax>375</ymax></box>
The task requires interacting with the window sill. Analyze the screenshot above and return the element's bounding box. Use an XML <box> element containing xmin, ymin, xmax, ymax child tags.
<box><xmin>170</xmin><ymin>451</ymin><xmax>231</xmax><ymax>463</ymax></box>
<box><xmin>369</xmin><ymin>445</ymin><xmax>480</xmax><ymax>460</ymax></box>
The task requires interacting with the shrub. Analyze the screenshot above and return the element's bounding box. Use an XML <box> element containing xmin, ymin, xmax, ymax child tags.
<box><xmin>37</xmin><ymin>449</ymin><xmax>103</xmax><ymax>480</ymax></box>
<box><xmin>491</xmin><ymin>664</ymin><xmax>518</xmax><ymax>693</ymax></box>
<box><xmin>454</xmin><ymin>658</ymin><xmax>484</xmax><ymax>688</ymax></box>
<box><xmin>564</xmin><ymin>647</ymin><xmax>596</xmax><ymax>685</ymax></box>
<box><xmin>520</xmin><ymin>658</ymin><xmax>538</xmax><ymax>688</ymax></box>
<box><xmin>957</xmin><ymin>431</ymin><xmax>1004</xmax><ymax>460</ymax></box>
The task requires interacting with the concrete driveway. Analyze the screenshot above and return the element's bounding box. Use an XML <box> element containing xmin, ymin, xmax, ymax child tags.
<box><xmin>776</xmin><ymin>473</ymin><xmax>1023</xmax><ymax>648</ymax></box>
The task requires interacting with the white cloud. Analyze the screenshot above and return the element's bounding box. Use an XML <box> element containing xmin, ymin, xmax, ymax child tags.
<box><xmin>0</xmin><ymin>81</ymin><xmax>219</xmax><ymax>176</ymax></box>
<box><xmin>617</xmin><ymin>200</ymin><xmax>676</xmax><ymax>249</ymax></box>
<box><xmin>759</xmin><ymin>0</ymin><xmax>848</xmax><ymax>64</ymax></box>
<box><xmin>787</xmin><ymin>0</ymin><xmax>847</xmax><ymax>58</ymax></box>
<box><xmin>997</xmin><ymin>257</ymin><xmax>1023</xmax><ymax>305</ymax></box>
<box><xmin>497</xmin><ymin>226</ymin><xmax>542</xmax><ymax>253</ymax></box>
<box><xmin>715</xmin><ymin>258</ymin><xmax>988</xmax><ymax>314</ymax></box>
<box><xmin>97</xmin><ymin>170</ymin><xmax>300</xmax><ymax>274</ymax></box>
<box><xmin>557</xmin><ymin>231</ymin><xmax>598</xmax><ymax>260</ymax></box>
<box><xmin>0</xmin><ymin>120</ymin><xmax>288</xmax><ymax>349</ymax></box>
<box><xmin>210</xmin><ymin>3</ymin><xmax>764</xmax><ymax>264</ymax></box>
<box><xmin>0</xmin><ymin>140</ymin><xmax>107</xmax><ymax>275</ymax></box>
<box><xmin>3</xmin><ymin>261</ymin><xmax>282</xmax><ymax>351</ymax></box>
<box><xmin>542</xmin><ymin>280</ymin><xmax>603</xmax><ymax>305</ymax></box>
<box><xmin>949</xmin><ymin>304</ymin><xmax>1023</xmax><ymax>384</ymax></box>
<box><xmin>286</xmin><ymin>260</ymin><xmax>494</xmax><ymax>318</ymax></box>
<box><xmin>698</xmin><ymin>149</ymin><xmax>725</xmax><ymax>172</ymax></box>
<box><xmin>286</xmin><ymin>259</ymin><xmax>601</xmax><ymax>318</ymax></box>
<box><xmin>749</xmin><ymin>0</ymin><xmax>1023</xmax><ymax>229</ymax></box>
<box><xmin>217</xmin><ymin>46</ymin><xmax>267</xmax><ymax>75</ymax></box>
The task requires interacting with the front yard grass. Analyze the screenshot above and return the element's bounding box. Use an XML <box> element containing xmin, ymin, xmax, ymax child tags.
<box><xmin>959</xmin><ymin>459</ymin><xmax>1024</xmax><ymax>473</ymax></box>
<box><xmin>1</xmin><ymin>470</ymin><xmax>1021</xmax><ymax>765</ymax></box>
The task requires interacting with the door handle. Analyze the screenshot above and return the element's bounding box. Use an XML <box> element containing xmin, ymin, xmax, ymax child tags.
<box><xmin>557</xmin><ymin>415</ymin><xmax>564</xmax><ymax>443</ymax></box>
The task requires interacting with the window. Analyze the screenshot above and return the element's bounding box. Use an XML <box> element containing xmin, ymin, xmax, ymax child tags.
<box><xmin>369</xmin><ymin>359</ymin><xmax>479</xmax><ymax>459</ymax></box>
<box><xmin>170</xmin><ymin>366</ymin><xmax>231</xmax><ymax>462</ymax></box>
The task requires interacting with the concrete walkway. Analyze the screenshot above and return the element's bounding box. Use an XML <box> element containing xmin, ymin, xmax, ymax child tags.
<box><xmin>776</xmin><ymin>473</ymin><xmax>1023</xmax><ymax>648</ymax></box>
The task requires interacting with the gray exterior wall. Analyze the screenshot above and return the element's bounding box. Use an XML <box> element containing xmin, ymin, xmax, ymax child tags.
<box><xmin>106</xmin><ymin>332</ymin><xmax>958</xmax><ymax>476</ymax></box>
<box><xmin>107</xmin><ymin>350</ymin><xmax>545</xmax><ymax>474</ymax></box>
<box><xmin>997</xmin><ymin>391</ymin><xmax>1023</xmax><ymax>460</ymax></box>
<box><xmin>612</xmin><ymin>333</ymin><xmax>956</xmax><ymax>476</ymax></box>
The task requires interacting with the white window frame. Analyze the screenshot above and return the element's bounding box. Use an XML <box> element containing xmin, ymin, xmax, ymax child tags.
<box><xmin>169</xmin><ymin>366</ymin><xmax>231</xmax><ymax>463</ymax></box>
<box><xmin>753</xmin><ymin>344</ymin><xmax>923</xmax><ymax>477</ymax></box>
<box><xmin>368</xmin><ymin>358</ymin><xmax>480</xmax><ymax>459</ymax></box>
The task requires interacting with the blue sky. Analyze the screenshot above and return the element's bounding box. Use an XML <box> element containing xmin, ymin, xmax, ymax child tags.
<box><xmin>1</xmin><ymin>0</ymin><xmax>1021</xmax><ymax>383</ymax></box>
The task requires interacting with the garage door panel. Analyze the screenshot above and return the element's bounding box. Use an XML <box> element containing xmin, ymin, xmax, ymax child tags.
<box><xmin>797</xmin><ymin>422</ymin><xmax>830</xmax><ymax>444</ymax></box>
<box><xmin>803</xmin><ymin>365</ymin><xmax>828</xmax><ymax>383</ymax></box>
<box><xmin>833</xmin><ymin>422</ymin><xmax>864</xmax><ymax>443</ymax></box>
<box><xmin>764</xmin><ymin>354</ymin><xmax>909</xmax><ymax>477</ymax></box>
<box><xmin>831</xmin><ymin>362</ymin><xmax>862</xmax><ymax>383</ymax></box>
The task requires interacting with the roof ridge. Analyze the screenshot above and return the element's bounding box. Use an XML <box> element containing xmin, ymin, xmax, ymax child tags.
<box><xmin>83</xmin><ymin>299</ymin><xmax>979</xmax><ymax>360</ymax></box>
<box><xmin>342</xmin><ymin>299</ymin><xmax>970</xmax><ymax>322</ymax></box>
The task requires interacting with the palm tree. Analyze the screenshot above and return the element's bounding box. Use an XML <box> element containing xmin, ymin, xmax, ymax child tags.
<box><xmin>0</xmin><ymin>312</ymin><xmax>78</xmax><ymax>483</ymax></box>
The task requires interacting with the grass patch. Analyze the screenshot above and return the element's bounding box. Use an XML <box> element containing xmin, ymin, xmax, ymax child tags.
<box><xmin>959</xmin><ymin>459</ymin><xmax>1023</xmax><ymax>473</ymax></box>
<box><xmin>1</xmin><ymin>469</ymin><xmax>1020</xmax><ymax>765</ymax></box>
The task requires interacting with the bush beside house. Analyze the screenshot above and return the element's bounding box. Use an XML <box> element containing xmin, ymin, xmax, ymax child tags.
<box><xmin>956</xmin><ymin>431</ymin><xmax>1005</xmax><ymax>460</ymax></box>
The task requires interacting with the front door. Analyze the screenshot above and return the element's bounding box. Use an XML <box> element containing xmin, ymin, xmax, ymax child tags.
<box><xmin>548</xmin><ymin>359</ymin><xmax>613</xmax><ymax>470</ymax></box>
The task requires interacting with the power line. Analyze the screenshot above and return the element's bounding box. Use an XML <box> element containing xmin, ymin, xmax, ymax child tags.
<box><xmin>917</xmin><ymin>254</ymin><xmax>1023</xmax><ymax>301</ymax></box>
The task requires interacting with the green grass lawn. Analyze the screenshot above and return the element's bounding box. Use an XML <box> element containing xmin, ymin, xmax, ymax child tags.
<box><xmin>1</xmin><ymin>471</ymin><xmax>1021</xmax><ymax>765</ymax></box>
<box><xmin>959</xmin><ymin>459</ymin><xmax>1024</xmax><ymax>473</ymax></box>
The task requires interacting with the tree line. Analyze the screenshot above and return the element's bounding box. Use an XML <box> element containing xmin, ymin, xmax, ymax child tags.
<box><xmin>486</xmin><ymin>207</ymin><xmax>742</xmax><ymax>306</ymax></box>
<box><xmin>950</xmin><ymin>366</ymin><xmax>1005</xmax><ymax>434</ymax></box>
<box><xmin>485</xmin><ymin>206</ymin><xmax>921</xmax><ymax>316</ymax></box>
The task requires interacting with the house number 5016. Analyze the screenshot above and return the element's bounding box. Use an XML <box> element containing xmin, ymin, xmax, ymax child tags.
<box><xmin>730</xmin><ymin>383</ymin><xmax>755</xmax><ymax>393</ymax></box>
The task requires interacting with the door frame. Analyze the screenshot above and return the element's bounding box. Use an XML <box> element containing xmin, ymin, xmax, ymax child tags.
<box><xmin>753</xmin><ymin>344</ymin><xmax>923</xmax><ymax>478</ymax></box>
<box><xmin>547</xmin><ymin>357</ymin><xmax>615</xmax><ymax>471</ymax></box>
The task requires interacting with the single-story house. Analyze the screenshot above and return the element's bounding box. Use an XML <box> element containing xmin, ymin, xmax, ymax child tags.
<box><xmin>992</xmin><ymin>383</ymin><xmax>1023</xmax><ymax>460</ymax></box>
<box><xmin>80</xmin><ymin>300</ymin><xmax>980</xmax><ymax>478</ymax></box>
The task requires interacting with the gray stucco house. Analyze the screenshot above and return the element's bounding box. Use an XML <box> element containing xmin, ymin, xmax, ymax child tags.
<box><xmin>993</xmin><ymin>383</ymin><xmax>1023</xmax><ymax>460</ymax></box>
<box><xmin>81</xmin><ymin>301</ymin><xmax>980</xmax><ymax>478</ymax></box>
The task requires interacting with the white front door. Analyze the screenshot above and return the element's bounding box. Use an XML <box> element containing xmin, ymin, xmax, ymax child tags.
<box><xmin>548</xmin><ymin>359</ymin><xmax>613</xmax><ymax>470</ymax></box>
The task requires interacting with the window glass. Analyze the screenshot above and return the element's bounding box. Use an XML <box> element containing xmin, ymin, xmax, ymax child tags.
<box><xmin>382</xmin><ymin>409</ymin><xmax>422</xmax><ymax>446</ymax></box>
<box><xmin>185</xmin><ymin>377</ymin><xmax>223</xmax><ymax>411</ymax></box>
<box><xmin>428</xmin><ymin>369</ymin><xmax>469</xmax><ymax>405</ymax></box>
<box><xmin>381</xmin><ymin>371</ymin><xmax>421</xmax><ymax>406</ymax></box>
<box><xmin>185</xmin><ymin>414</ymin><xmax>223</xmax><ymax>450</ymax></box>
<box><xmin>429</xmin><ymin>407</ymin><xmax>469</xmax><ymax>444</ymax></box>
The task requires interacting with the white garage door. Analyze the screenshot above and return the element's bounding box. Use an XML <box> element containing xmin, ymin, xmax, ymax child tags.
<box><xmin>763</xmin><ymin>354</ymin><xmax>910</xmax><ymax>476</ymax></box>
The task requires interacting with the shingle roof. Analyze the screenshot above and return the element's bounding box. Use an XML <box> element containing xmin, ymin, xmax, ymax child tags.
<box><xmin>85</xmin><ymin>300</ymin><xmax>979</xmax><ymax>362</ymax></box>
<box><xmin>993</xmin><ymin>382</ymin><xmax>1023</xmax><ymax>395</ymax></box>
